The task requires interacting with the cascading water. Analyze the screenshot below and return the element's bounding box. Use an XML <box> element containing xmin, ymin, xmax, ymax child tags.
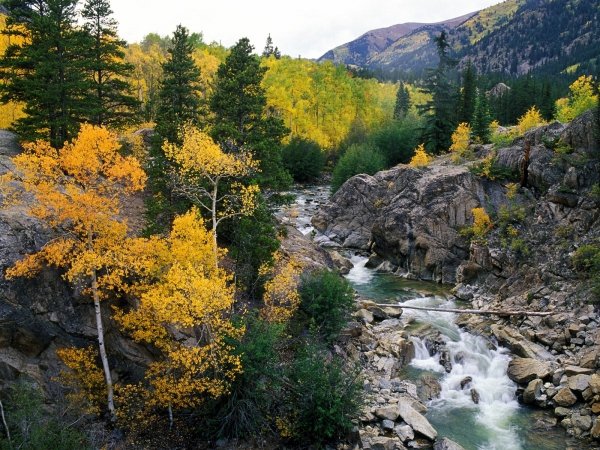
<box><xmin>345</xmin><ymin>256</ymin><xmax>573</xmax><ymax>450</ymax></box>
<box><xmin>283</xmin><ymin>186</ymin><xmax>580</xmax><ymax>450</ymax></box>
<box><xmin>400</xmin><ymin>295</ymin><xmax>522</xmax><ymax>450</ymax></box>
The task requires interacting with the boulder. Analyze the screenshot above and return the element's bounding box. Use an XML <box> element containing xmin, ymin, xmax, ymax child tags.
<box><xmin>434</xmin><ymin>437</ymin><xmax>467</xmax><ymax>450</ymax></box>
<box><xmin>491</xmin><ymin>325</ymin><xmax>555</xmax><ymax>361</ymax></box>
<box><xmin>567</xmin><ymin>374</ymin><xmax>591</xmax><ymax>393</ymax></box>
<box><xmin>571</xmin><ymin>413</ymin><xmax>592</xmax><ymax>431</ymax></box>
<box><xmin>588</xmin><ymin>373</ymin><xmax>600</xmax><ymax>394</ymax></box>
<box><xmin>397</xmin><ymin>399</ymin><xmax>437</xmax><ymax>440</ymax></box>
<box><xmin>395</xmin><ymin>424</ymin><xmax>414</xmax><ymax>441</ymax></box>
<box><xmin>592</xmin><ymin>420</ymin><xmax>600</xmax><ymax>439</ymax></box>
<box><xmin>553</xmin><ymin>387</ymin><xmax>577</xmax><ymax>407</ymax></box>
<box><xmin>375</xmin><ymin>405</ymin><xmax>400</xmax><ymax>421</ymax></box>
<box><xmin>507</xmin><ymin>358</ymin><xmax>552</xmax><ymax>384</ymax></box>
<box><xmin>523</xmin><ymin>378</ymin><xmax>543</xmax><ymax>404</ymax></box>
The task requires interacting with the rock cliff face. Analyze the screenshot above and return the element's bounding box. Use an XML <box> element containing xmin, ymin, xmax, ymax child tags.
<box><xmin>313</xmin><ymin>112</ymin><xmax>599</xmax><ymax>288</ymax></box>
<box><xmin>0</xmin><ymin>131</ymin><xmax>151</xmax><ymax>393</ymax></box>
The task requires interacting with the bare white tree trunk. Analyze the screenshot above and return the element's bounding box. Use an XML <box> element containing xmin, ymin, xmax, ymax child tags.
<box><xmin>92</xmin><ymin>269</ymin><xmax>115</xmax><ymax>420</ymax></box>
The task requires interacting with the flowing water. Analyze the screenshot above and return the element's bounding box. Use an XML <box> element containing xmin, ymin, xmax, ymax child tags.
<box><xmin>282</xmin><ymin>186</ymin><xmax>586</xmax><ymax>450</ymax></box>
<box><xmin>346</xmin><ymin>255</ymin><xmax>579</xmax><ymax>450</ymax></box>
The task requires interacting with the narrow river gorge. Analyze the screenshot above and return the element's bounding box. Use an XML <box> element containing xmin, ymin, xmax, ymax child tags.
<box><xmin>279</xmin><ymin>184</ymin><xmax>591</xmax><ymax>450</ymax></box>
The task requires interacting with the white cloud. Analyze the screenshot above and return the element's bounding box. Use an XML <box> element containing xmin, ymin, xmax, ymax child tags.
<box><xmin>110</xmin><ymin>0</ymin><xmax>503</xmax><ymax>58</ymax></box>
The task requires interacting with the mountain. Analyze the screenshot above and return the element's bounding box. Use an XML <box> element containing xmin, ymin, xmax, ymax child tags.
<box><xmin>320</xmin><ymin>0</ymin><xmax>600</xmax><ymax>77</ymax></box>
<box><xmin>319</xmin><ymin>12</ymin><xmax>476</xmax><ymax>68</ymax></box>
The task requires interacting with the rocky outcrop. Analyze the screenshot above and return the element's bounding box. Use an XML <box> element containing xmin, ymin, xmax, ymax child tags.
<box><xmin>313</xmin><ymin>163</ymin><xmax>497</xmax><ymax>283</ymax></box>
<box><xmin>314</xmin><ymin>113</ymin><xmax>599</xmax><ymax>288</ymax></box>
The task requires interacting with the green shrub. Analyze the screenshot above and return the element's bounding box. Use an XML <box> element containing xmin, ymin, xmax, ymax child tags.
<box><xmin>331</xmin><ymin>143</ymin><xmax>385</xmax><ymax>193</ymax></box>
<box><xmin>572</xmin><ymin>243</ymin><xmax>600</xmax><ymax>298</ymax></box>
<box><xmin>281</xmin><ymin>137</ymin><xmax>326</xmax><ymax>183</ymax></box>
<box><xmin>369</xmin><ymin>115</ymin><xmax>422</xmax><ymax>166</ymax></box>
<box><xmin>299</xmin><ymin>269</ymin><xmax>355</xmax><ymax>343</ymax></box>
<box><xmin>0</xmin><ymin>382</ymin><xmax>89</xmax><ymax>450</ymax></box>
<box><xmin>282</xmin><ymin>338</ymin><xmax>362</xmax><ymax>445</ymax></box>
<box><xmin>210</xmin><ymin>315</ymin><xmax>285</xmax><ymax>439</ymax></box>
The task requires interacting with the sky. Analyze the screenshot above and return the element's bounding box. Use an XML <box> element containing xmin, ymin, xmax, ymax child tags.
<box><xmin>110</xmin><ymin>0</ymin><xmax>503</xmax><ymax>59</ymax></box>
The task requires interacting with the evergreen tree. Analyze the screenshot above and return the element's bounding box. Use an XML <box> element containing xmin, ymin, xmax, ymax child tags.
<box><xmin>0</xmin><ymin>0</ymin><xmax>92</xmax><ymax>147</ymax></box>
<box><xmin>82</xmin><ymin>0</ymin><xmax>139</xmax><ymax>127</ymax></box>
<box><xmin>419</xmin><ymin>31</ymin><xmax>458</xmax><ymax>153</ymax></box>
<box><xmin>154</xmin><ymin>25</ymin><xmax>201</xmax><ymax>145</ymax></box>
<box><xmin>210</xmin><ymin>37</ymin><xmax>290</xmax><ymax>189</ymax></box>
<box><xmin>471</xmin><ymin>90</ymin><xmax>492</xmax><ymax>144</ymax></box>
<box><xmin>458</xmin><ymin>61</ymin><xmax>476</xmax><ymax>124</ymax></box>
<box><xmin>262</xmin><ymin>34</ymin><xmax>281</xmax><ymax>59</ymax></box>
<box><xmin>393</xmin><ymin>82</ymin><xmax>411</xmax><ymax>120</ymax></box>
<box><xmin>539</xmin><ymin>81</ymin><xmax>555</xmax><ymax>121</ymax></box>
<box><xmin>146</xmin><ymin>25</ymin><xmax>201</xmax><ymax>233</ymax></box>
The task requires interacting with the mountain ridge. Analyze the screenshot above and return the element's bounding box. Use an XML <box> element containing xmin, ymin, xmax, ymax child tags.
<box><xmin>319</xmin><ymin>0</ymin><xmax>600</xmax><ymax>77</ymax></box>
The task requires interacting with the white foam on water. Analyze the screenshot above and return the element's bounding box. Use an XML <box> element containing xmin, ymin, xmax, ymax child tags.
<box><xmin>345</xmin><ymin>255</ymin><xmax>374</xmax><ymax>285</ymax></box>
<box><xmin>407</xmin><ymin>298</ymin><xmax>522</xmax><ymax>450</ymax></box>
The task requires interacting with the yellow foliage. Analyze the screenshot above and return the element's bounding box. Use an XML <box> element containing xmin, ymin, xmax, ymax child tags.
<box><xmin>115</xmin><ymin>208</ymin><xmax>243</xmax><ymax>410</ymax></box>
<box><xmin>262</xmin><ymin>57</ymin><xmax>400</xmax><ymax>149</ymax></box>
<box><xmin>517</xmin><ymin>106</ymin><xmax>545</xmax><ymax>135</ymax></box>
<box><xmin>471</xmin><ymin>207</ymin><xmax>493</xmax><ymax>240</ymax></box>
<box><xmin>0</xmin><ymin>15</ymin><xmax>27</xmax><ymax>128</ymax></box>
<box><xmin>506</xmin><ymin>182</ymin><xmax>519</xmax><ymax>200</ymax></box>
<box><xmin>490</xmin><ymin>120</ymin><xmax>500</xmax><ymax>134</ymax></box>
<box><xmin>261</xmin><ymin>251</ymin><xmax>302</xmax><ymax>323</ymax></box>
<box><xmin>449</xmin><ymin>123</ymin><xmax>472</xmax><ymax>163</ymax></box>
<box><xmin>409</xmin><ymin>144</ymin><xmax>432</xmax><ymax>168</ymax></box>
<box><xmin>165</xmin><ymin>126</ymin><xmax>260</xmax><ymax>258</ymax></box>
<box><xmin>56</xmin><ymin>346</ymin><xmax>106</xmax><ymax>415</ymax></box>
<box><xmin>5</xmin><ymin>124</ymin><xmax>146</xmax><ymax>289</ymax></box>
<box><xmin>555</xmin><ymin>75</ymin><xmax>598</xmax><ymax>123</ymax></box>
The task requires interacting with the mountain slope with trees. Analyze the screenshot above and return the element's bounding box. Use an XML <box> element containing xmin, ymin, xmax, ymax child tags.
<box><xmin>320</xmin><ymin>0</ymin><xmax>600</xmax><ymax>78</ymax></box>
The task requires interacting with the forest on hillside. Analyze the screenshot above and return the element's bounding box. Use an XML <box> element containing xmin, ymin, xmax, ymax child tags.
<box><xmin>0</xmin><ymin>0</ymin><xmax>599</xmax><ymax>449</ymax></box>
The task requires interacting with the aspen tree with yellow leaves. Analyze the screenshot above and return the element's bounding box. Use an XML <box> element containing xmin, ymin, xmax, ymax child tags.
<box><xmin>115</xmin><ymin>209</ymin><xmax>243</xmax><ymax>424</ymax></box>
<box><xmin>3</xmin><ymin>124</ymin><xmax>146</xmax><ymax>420</ymax></box>
<box><xmin>163</xmin><ymin>125</ymin><xmax>260</xmax><ymax>262</ymax></box>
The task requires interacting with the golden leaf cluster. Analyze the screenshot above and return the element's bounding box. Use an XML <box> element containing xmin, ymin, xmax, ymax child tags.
<box><xmin>261</xmin><ymin>251</ymin><xmax>302</xmax><ymax>323</ymax></box>
<box><xmin>449</xmin><ymin>123</ymin><xmax>472</xmax><ymax>163</ymax></box>
<box><xmin>409</xmin><ymin>144</ymin><xmax>432</xmax><ymax>168</ymax></box>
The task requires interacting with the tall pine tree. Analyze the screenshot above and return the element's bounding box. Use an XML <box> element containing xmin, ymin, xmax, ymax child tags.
<box><xmin>154</xmin><ymin>25</ymin><xmax>201</xmax><ymax>145</ymax></box>
<box><xmin>0</xmin><ymin>0</ymin><xmax>91</xmax><ymax>147</ymax></box>
<box><xmin>262</xmin><ymin>34</ymin><xmax>281</xmax><ymax>59</ymax></box>
<box><xmin>393</xmin><ymin>82</ymin><xmax>411</xmax><ymax>120</ymax></box>
<box><xmin>81</xmin><ymin>0</ymin><xmax>139</xmax><ymax>127</ymax></box>
<box><xmin>471</xmin><ymin>90</ymin><xmax>492</xmax><ymax>144</ymax></box>
<box><xmin>210</xmin><ymin>37</ymin><xmax>290</xmax><ymax>189</ymax></box>
<box><xmin>146</xmin><ymin>25</ymin><xmax>201</xmax><ymax>233</ymax></box>
<box><xmin>458</xmin><ymin>61</ymin><xmax>476</xmax><ymax>124</ymax></box>
<box><xmin>419</xmin><ymin>31</ymin><xmax>458</xmax><ymax>153</ymax></box>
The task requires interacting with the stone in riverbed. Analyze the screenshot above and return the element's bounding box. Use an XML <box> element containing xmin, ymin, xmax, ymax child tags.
<box><xmin>591</xmin><ymin>419</ymin><xmax>600</xmax><ymax>439</ymax></box>
<box><xmin>507</xmin><ymin>357</ymin><xmax>552</xmax><ymax>384</ymax></box>
<box><xmin>523</xmin><ymin>378</ymin><xmax>543</xmax><ymax>404</ymax></box>
<box><xmin>470</xmin><ymin>388</ymin><xmax>480</xmax><ymax>404</ymax></box>
<box><xmin>395</xmin><ymin>424</ymin><xmax>414</xmax><ymax>441</ymax></box>
<box><xmin>356</xmin><ymin>309</ymin><xmax>374</xmax><ymax>324</ymax></box>
<box><xmin>369</xmin><ymin>436</ymin><xmax>399</xmax><ymax>450</ymax></box>
<box><xmin>571</xmin><ymin>413</ymin><xmax>592</xmax><ymax>431</ymax></box>
<box><xmin>434</xmin><ymin>437</ymin><xmax>467</xmax><ymax>450</ymax></box>
<box><xmin>397</xmin><ymin>399</ymin><xmax>437</xmax><ymax>440</ymax></box>
<box><xmin>564</xmin><ymin>365</ymin><xmax>594</xmax><ymax>376</ymax></box>
<box><xmin>553</xmin><ymin>387</ymin><xmax>577</xmax><ymax>407</ymax></box>
<box><xmin>567</xmin><ymin>374</ymin><xmax>591</xmax><ymax>392</ymax></box>
<box><xmin>375</xmin><ymin>405</ymin><xmax>400</xmax><ymax>421</ymax></box>
<box><xmin>381</xmin><ymin>419</ymin><xmax>395</xmax><ymax>431</ymax></box>
<box><xmin>589</xmin><ymin>373</ymin><xmax>600</xmax><ymax>394</ymax></box>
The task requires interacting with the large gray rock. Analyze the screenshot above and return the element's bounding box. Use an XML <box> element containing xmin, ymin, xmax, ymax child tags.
<box><xmin>523</xmin><ymin>378</ymin><xmax>543</xmax><ymax>404</ymax></box>
<box><xmin>491</xmin><ymin>325</ymin><xmax>555</xmax><ymax>361</ymax></box>
<box><xmin>434</xmin><ymin>437</ymin><xmax>467</xmax><ymax>450</ymax></box>
<box><xmin>507</xmin><ymin>358</ymin><xmax>552</xmax><ymax>384</ymax></box>
<box><xmin>397</xmin><ymin>399</ymin><xmax>437</xmax><ymax>440</ymax></box>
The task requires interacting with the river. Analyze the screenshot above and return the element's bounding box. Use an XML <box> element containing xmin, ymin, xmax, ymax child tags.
<box><xmin>280</xmin><ymin>184</ymin><xmax>585</xmax><ymax>450</ymax></box>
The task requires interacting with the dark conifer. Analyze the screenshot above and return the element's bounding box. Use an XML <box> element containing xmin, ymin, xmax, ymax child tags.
<box><xmin>82</xmin><ymin>0</ymin><xmax>139</xmax><ymax>127</ymax></box>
